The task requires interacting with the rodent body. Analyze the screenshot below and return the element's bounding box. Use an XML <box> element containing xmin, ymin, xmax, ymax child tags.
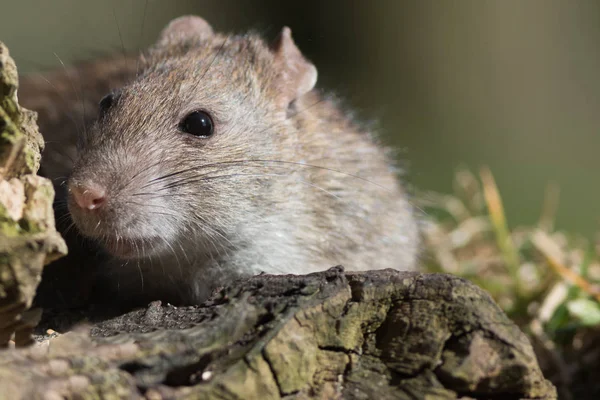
<box><xmin>21</xmin><ymin>16</ymin><xmax>420</xmax><ymax>307</ymax></box>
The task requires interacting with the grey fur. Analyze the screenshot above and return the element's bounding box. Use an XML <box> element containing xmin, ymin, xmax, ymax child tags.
<box><xmin>63</xmin><ymin>17</ymin><xmax>420</xmax><ymax>305</ymax></box>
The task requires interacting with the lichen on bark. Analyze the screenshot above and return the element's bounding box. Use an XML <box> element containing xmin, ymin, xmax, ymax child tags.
<box><xmin>0</xmin><ymin>41</ymin><xmax>67</xmax><ymax>348</ymax></box>
<box><xmin>0</xmin><ymin>268</ymin><xmax>557</xmax><ymax>399</ymax></box>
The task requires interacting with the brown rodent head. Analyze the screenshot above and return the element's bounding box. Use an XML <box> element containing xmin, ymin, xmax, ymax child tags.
<box><xmin>68</xmin><ymin>16</ymin><xmax>319</xmax><ymax>260</ymax></box>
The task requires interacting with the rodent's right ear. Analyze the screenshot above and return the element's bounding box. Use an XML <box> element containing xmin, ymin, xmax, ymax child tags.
<box><xmin>270</xmin><ymin>27</ymin><xmax>318</xmax><ymax>108</ymax></box>
<box><xmin>156</xmin><ymin>15</ymin><xmax>214</xmax><ymax>46</ymax></box>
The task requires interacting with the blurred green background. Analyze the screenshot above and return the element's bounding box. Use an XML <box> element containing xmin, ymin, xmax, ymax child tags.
<box><xmin>2</xmin><ymin>0</ymin><xmax>599</xmax><ymax>235</ymax></box>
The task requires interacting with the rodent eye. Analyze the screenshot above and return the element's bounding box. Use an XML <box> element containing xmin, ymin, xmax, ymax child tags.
<box><xmin>99</xmin><ymin>93</ymin><xmax>117</xmax><ymax>115</ymax></box>
<box><xmin>179</xmin><ymin>111</ymin><xmax>214</xmax><ymax>137</ymax></box>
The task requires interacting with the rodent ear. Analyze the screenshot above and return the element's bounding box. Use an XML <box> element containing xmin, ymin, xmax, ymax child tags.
<box><xmin>270</xmin><ymin>27</ymin><xmax>318</xmax><ymax>107</ymax></box>
<box><xmin>156</xmin><ymin>15</ymin><xmax>214</xmax><ymax>46</ymax></box>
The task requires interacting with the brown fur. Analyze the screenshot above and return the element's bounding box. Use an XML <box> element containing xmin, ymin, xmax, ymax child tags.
<box><xmin>29</xmin><ymin>16</ymin><xmax>420</xmax><ymax>306</ymax></box>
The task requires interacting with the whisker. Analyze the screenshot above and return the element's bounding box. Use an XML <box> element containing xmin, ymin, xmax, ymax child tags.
<box><xmin>136</xmin><ymin>0</ymin><xmax>149</xmax><ymax>77</ymax></box>
<box><xmin>136</xmin><ymin>259</ymin><xmax>144</xmax><ymax>292</ymax></box>
<box><xmin>122</xmin><ymin>158</ymin><xmax>167</xmax><ymax>191</ymax></box>
<box><xmin>257</xmin><ymin>96</ymin><xmax>327</xmax><ymax>136</ymax></box>
<box><xmin>69</xmin><ymin>56</ymin><xmax>89</xmax><ymax>142</ymax></box>
<box><xmin>142</xmin><ymin>160</ymin><xmax>382</xmax><ymax>196</ymax></box>
<box><xmin>187</xmin><ymin>219</ymin><xmax>228</xmax><ymax>259</ymax></box>
<box><xmin>139</xmin><ymin>97</ymin><xmax>333</xmax><ymax>189</ymax></box>
<box><xmin>122</xmin><ymin>201</ymin><xmax>180</xmax><ymax>218</ymax></box>
<box><xmin>177</xmin><ymin>241</ymin><xmax>192</xmax><ymax>271</ymax></box>
<box><xmin>53</xmin><ymin>200</ymin><xmax>70</xmax><ymax>209</ymax></box>
<box><xmin>53</xmin><ymin>53</ymin><xmax>87</xmax><ymax>141</ymax></box>
<box><xmin>35</xmin><ymin>74</ymin><xmax>83</xmax><ymax>136</ymax></box>
<box><xmin>140</xmin><ymin>157</ymin><xmax>390</xmax><ymax>195</ymax></box>
<box><xmin>112</xmin><ymin>6</ymin><xmax>129</xmax><ymax>64</ymax></box>
<box><xmin>51</xmin><ymin>176</ymin><xmax>70</xmax><ymax>183</ymax></box>
<box><xmin>159</xmin><ymin>235</ymin><xmax>183</xmax><ymax>286</ymax></box>
<box><xmin>62</xmin><ymin>220</ymin><xmax>77</xmax><ymax>237</ymax></box>
<box><xmin>134</xmin><ymin>172</ymin><xmax>344</xmax><ymax>203</ymax></box>
<box><xmin>199</xmin><ymin>35</ymin><xmax>230</xmax><ymax>82</ymax></box>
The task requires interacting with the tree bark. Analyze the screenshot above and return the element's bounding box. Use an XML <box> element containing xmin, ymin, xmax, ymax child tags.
<box><xmin>1</xmin><ymin>267</ymin><xmax>556</xmax><ymax>399</ymax></box>
<box><xmin>0</xmin><ymin>41</ymin><xmax>67</xmax><ymax>348</ymax></box>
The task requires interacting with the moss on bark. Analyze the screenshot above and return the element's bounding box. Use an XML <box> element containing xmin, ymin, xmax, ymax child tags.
<box><xmin>0</xmin><ymin>41</ymin><xmax>66</xmax><ymax>348</ymax></box>
<box><xmin>0</xmin><ymin>268</ymin><xmax>557</xmax><ymax>399</ymax></box>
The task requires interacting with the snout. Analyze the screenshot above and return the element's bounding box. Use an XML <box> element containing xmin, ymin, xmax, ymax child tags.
<box><xmin>67</xmin><ymin>178</ymin><xmax>115</xmax><ymax>238</ymax></box>
<box><xmin>70</xmin><ymin>182</ymin><xmax>107</xmax><ymax>211</ymax></box>
<box><xmin>67</xmin><ymin>172</ymin><xmax>177</xmax><ymax>260</ymax></box>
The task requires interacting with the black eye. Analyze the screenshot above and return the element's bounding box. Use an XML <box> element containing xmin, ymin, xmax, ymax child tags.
<box><xmin>99</xmin><ymin>92</ymin><xmax>118</xmax><ymax>115</ymax></box>
<box><xmin>179</xmin><ymin>111</ymin><xmax>214</xmax><ymax>137</ymax></box>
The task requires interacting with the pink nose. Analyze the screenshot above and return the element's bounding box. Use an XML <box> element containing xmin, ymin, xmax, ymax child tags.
<box><xmin>70</xmin><ymin>184</ymin><xmax>107</xmax><ymax>210</ymax></box>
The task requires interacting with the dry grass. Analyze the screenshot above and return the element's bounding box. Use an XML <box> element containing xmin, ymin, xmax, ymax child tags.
<box><xmin>418</xmin><ymin>166</ymin><xmax>600</xmax><ymax>400</ymax></box>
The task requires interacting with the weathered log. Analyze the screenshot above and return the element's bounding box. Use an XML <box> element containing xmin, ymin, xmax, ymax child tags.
<box><xmin>0</xmin><ymin>267</ymin><xmax>556</xmax><ymax>399</ymax></box>
<box><xmin>0</xmin><ymin>41</ymin><xmax>67</xmax><ymax>348</ymax></box>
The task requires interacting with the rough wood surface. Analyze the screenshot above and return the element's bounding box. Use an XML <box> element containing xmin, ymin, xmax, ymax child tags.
<box><xmin>0</xmin><ymin>267</ymin><xmax>556</xmax><ymax>399</ymax></box>
<box><xmin>0</xmin><ymin>41</ymin><xmax>67</xmax><ymax>348</ymax></box>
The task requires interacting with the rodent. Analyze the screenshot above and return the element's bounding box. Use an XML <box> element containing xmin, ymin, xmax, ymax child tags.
<box><xmin>20</xmin><ymin>15</ymin><xmax>420</xmax><ymax>308</ymax></box>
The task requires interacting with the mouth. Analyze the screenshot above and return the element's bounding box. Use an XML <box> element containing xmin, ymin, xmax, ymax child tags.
<box><xmin>101</xmin><ymin>236</ymin><xmax>163</xmax><ymax>259</ymax></box>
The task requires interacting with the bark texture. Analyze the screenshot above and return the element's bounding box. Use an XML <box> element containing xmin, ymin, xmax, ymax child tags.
<box><xmin>1</xmin><ymin>268</ymin><xmax>556</xmax><ymax>399</ymax></box>
<box><xmin>0</xmin><ymin>41</ymin><xmax>67</xmax><ymax>348</ymax></box>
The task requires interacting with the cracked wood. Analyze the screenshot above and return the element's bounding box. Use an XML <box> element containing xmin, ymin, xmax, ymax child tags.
<box><xmin>0</xmin><ymin>267</ymin><xmax>556</xmax><ymax>399</ymax></box>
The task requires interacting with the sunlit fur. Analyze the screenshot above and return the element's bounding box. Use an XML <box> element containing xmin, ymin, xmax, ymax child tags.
<box><xmin>66</xmin><ymin>27</ymin><xmax>420</xmax><ymax>305</ymax></box>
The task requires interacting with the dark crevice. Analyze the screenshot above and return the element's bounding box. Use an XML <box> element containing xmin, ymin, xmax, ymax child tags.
<box><xmin>118</xmin><ymin>349</ymin><xmax>220</xmax><ymax>390</ymax></box>
<box><xmin>163</xmin><ymin>352</ymin><xmax>216</xmax><ymax>386</ymax></box>
<box><xmin>119</xmin><ymin>360</ymin><xmax>154</xmax><ymax>375</ymax></box>
<box><xmin>317</xmin><ymin>344</ymin><xmax>357</xmax><ymax>355</ymax></box>
<box><xmin>254</xmin><ymin>310</ymin><xmax>276</xmax><ymax>328</ymax></box>
<box><xmin>260</xmin><ymin>349</ymin><xmax>284</xmax><ymax>397</ymax></box>
<box><xmin>390</xmin><ymin>363</ymin><xmax>437</xmax><ymax>382</ymax></box>
<box><xmin>454</xmin><ymin>392</ymin><xmax>548</xmax><ymax>400</ymax></box>
<box><xmin>347</xmin><ymin>278</ymin><xmax>364</xmax><ymax>303</ymax></box>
